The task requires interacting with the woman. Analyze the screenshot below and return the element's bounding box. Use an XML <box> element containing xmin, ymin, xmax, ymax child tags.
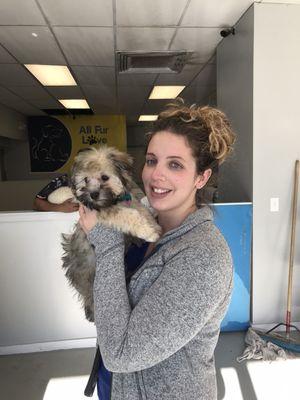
<box><xmin>79</xmin><ymin>100</ymin><xmax>236</xmax><ymax>400</ymax></box>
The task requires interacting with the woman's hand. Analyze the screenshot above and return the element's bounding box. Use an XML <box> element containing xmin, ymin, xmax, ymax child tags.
<box><xmin>78</xmin><ymin>204</ymin><xmax>98</xmax><ymax>234</ymax></box>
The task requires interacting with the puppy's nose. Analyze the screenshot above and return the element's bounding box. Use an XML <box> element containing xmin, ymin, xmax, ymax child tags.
<box><xmin>90</xmin><ymin>191</ymin><xmax>99</xmax><ymax>200</ymax></box>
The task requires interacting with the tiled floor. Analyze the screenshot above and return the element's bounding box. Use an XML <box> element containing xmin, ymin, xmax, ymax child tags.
<box><xmin>1</xmin><ymin>331</ymin><xmax>300</xmax><ymax>400</ymax></box>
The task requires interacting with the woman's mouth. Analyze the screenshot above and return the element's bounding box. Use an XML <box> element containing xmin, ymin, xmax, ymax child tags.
<box><xmin>150</xmin><ymin>186</ymin><xmax>172</xmax><ymax>198</ymax></box>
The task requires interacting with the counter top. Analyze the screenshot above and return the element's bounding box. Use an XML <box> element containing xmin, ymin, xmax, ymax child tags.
<box><xmin>0</xmin><ymin>210</ymin><xmax>79</xmax><ymax>222</ymax></box>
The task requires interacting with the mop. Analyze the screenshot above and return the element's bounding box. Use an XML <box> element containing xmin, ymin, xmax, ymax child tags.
<box><xmin>238</xmin><ymin>160</ymin><xmax>300</xmax><ymax>362</ymax></box>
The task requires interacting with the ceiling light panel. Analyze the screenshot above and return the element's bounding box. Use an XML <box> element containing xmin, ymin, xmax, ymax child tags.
<box><xmin>149</xmin><ymin>86</ymin><xmax>185</xmax><ymax>99</ymax></box>
<box><xmin>59</xmin><ymin>99</ymin><xmax>90</xmax><ymax>109</ymax></box>
<box><xmin>25</xmin><ymin>65</ymin><xmax>77</xmax><ymax>86</ymax></box>
<box><xmin>138</xmin><ymin>115</ymin><xmax>158</xmax><ymax>121</ymax></box>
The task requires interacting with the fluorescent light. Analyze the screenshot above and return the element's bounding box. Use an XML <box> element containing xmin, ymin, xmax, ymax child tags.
<box><xmin>59</xmin><ymin>99</ymin><xmax>90</xmax><ymax>109</ymax></box>
<box><xmin>24</xmin><ymin>65</ymin><xmax>77</xmax><ymax>86</ymax></box>
<box><xmin>149</xmin><ymin>86</ymin><xmax>185</xmax><ymax>99</ymax></box>
<box><xmin>138</xmin><ymin>115</ymin><xmax>158</xmax><ymax>121</ymax></box>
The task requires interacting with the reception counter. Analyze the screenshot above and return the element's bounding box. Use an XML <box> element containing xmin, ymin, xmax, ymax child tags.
<box><xmin>0</xmin><ymin>203</ymin><xmax>252</xmax><ymax>354</ymax></box>
<box><xmin>0</xmin><ymin>211</ymin><xmax>96</xmax><ymax>354</ymax></box>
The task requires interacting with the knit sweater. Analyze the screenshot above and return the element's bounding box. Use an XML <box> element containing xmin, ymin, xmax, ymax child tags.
<box><xmin>87</xmin><ymin>206</ymin><xmax>233</xmax><ymax>400</ymax></box>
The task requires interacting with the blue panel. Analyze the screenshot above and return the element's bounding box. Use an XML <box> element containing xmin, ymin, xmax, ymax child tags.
<box><xmin>213</xmin><ymin>204</ymin><xmax>252</xmax><ymax>332</ymax></box>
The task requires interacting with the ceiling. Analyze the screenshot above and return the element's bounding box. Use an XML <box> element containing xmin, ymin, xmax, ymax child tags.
<box><xmin>0</xmin><ymin>0</ymin><xmax>298</xmax><ymax>125</ymax></box>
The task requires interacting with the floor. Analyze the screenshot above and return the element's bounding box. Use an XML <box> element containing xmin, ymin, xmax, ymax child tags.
<box><xmin>1</xmin><ymin>331</ymin><xmax>300</xmax><ymax>400</ymax></box>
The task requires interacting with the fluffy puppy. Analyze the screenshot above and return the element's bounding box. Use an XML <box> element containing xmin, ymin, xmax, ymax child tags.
<box><xmin>60</xmin><ymin>146</ymin><xmax>161</xmax><ymax>322</ymax></box>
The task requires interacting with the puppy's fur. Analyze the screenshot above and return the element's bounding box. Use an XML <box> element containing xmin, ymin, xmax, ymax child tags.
<box><xmin>60</xmin><ymin>146</ymin><xmax>161</xmax><ymax>322</ymax></box>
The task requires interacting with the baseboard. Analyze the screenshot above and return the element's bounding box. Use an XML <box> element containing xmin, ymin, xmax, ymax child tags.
<box><xmin>0</xmin><ymin>337</ymin><xmax>97</xmax><ymax>355</ymax></box>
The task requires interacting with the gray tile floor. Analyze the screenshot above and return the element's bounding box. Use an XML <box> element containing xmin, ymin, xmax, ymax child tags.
<box><xmin>0</xmin><ymin>331</ymin><xmax>299</xmax><ymax>400</ymax></box>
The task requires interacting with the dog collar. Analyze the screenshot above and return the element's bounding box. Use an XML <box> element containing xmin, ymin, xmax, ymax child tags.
<box><xmin>115</xmin><ymin>192</ymin><xmax>132</xmax><ymax>206</ymax></box>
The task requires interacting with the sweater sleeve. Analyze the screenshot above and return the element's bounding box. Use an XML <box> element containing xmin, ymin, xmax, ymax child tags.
<box><xmin>87</xmin><ymin>223</ymin><xmax>231</xmax><ymax>373</ymax></box>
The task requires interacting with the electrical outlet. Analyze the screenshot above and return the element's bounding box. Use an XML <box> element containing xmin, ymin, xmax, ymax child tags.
<box><xmin>270</xmin><ymin>197</ymin><xmax>279</xmax><ymax>212</ymax></box>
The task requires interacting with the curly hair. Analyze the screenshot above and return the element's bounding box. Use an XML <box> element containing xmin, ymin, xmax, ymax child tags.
<box><xmin>145</xmin><ymin>98</ymin><xmax>236</xmax><ymax>206</ymax></box>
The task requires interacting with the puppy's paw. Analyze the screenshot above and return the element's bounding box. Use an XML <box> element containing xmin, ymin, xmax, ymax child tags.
<box><xmin>139</xmin><ymin>224</ymin><xmax>161</xmax><ymax>242</ymax></box>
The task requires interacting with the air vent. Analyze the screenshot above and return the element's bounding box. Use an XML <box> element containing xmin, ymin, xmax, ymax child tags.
<box><xmin>117</xmin><ymin>51</ymin><xmax>192</xmax><ymax>74</ymax></box>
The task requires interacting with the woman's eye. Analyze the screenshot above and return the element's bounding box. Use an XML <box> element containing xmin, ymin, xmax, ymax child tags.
<box><xmin>169</xmin><ymin>161</ymin><xmax>183</xmax><ymax>170</ymax></box>
<box><xmin>145</xmin><ymin>158</ymin><xmax>156</xmax><ymax>166</ymax></box>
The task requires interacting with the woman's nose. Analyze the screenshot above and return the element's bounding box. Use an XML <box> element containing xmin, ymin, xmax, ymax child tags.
<box><xmin>151</xmin><ymin>164</ymin><xmax>166</xmax><ymax>181</ymax></box>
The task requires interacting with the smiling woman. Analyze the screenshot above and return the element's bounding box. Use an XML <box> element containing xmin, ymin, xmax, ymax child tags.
<box><xmin>78</xmin><ymin>99</ymin><xmax>237</xmax><ymax>400</ymax></box>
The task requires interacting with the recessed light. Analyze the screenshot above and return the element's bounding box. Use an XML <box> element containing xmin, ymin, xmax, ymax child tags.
<box><xmin>149</xmin><ymin>86</ymin><xmax>185</xmax><ymax>99</ymax></box>
<box><xmin>24</xmin><ymin>65</ymin><xmax>77</xmax><ymax>86</ymax></box>
<box><xmin>59</xmin><ymin>99</ymin><xmax>90</xmax><ymax>109</ymax></box>
<box><xmin>31</xmin><ymin>32</ymin><xmax>38</xmax><ymax>38</ymax></box>
<box><xmin>138</xmin><ymin>115</ymin><xmax>158</xmax><ymax>121</ymax></box>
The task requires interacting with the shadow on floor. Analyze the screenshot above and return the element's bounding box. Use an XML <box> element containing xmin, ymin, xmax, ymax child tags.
<box><xmin>215</xmin><ymin>331</ymin><xmax>258</xmax><ymax>400</ymax></box>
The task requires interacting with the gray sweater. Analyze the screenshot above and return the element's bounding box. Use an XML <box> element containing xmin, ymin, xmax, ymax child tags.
<box><xmin>87</xmin><ymin>206</ymin><xmax>233</xmax><ymax>400</ymax></box>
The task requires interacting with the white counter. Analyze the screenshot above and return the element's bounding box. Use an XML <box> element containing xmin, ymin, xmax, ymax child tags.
<box><xmin>0</xmin><ymin>211</ymin><xmax>96</xmax><ymax>354</ymax></box>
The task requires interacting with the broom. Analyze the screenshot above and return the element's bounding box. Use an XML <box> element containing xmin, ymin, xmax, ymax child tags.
<box><xmin>255</xmin><ymin>160</ymin><xmax>300</xmax><ymax>352</ymax></box>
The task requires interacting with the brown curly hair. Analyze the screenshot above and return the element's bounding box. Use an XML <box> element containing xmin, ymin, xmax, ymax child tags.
<box><xmin>145</xmin><ymin>98</ymin><xmax>236</xmax><ymax>205</ymax></box>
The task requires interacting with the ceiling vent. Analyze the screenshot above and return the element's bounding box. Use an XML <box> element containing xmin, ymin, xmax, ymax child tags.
<box><xmin>117</xmin><ymin>51</ymin><xmax>192</xmax><ymax>74</ymax></box>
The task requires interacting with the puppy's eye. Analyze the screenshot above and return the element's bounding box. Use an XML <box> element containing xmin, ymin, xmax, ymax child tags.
<box><xmin>101</xmin><ymin>175</ymin><xmax>109</xmax><ymax>181</ymax></box>
<box><xmin>84</xmin><ymin>177</ymin><xmax>88</xmax><ymax>183</ymax></box>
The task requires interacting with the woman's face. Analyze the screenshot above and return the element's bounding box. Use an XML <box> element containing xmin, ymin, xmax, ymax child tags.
<box><xmin>142</xmin><ymin>131</ymin><xmax>209</xmax><ymax>216</ymax></box>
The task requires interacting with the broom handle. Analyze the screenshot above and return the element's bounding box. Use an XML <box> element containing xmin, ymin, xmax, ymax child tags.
<box><xmin>286</xmin><ymin>160</ymin><xmax>300</xmax><ymax>335</ymax></box>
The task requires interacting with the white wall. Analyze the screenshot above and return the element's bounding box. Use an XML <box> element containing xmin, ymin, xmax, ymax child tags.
<box><xmin>252</xmin><ymin>3</ymin><xmax>300</xmax><ymax>326</ymax></box>
<box><xmin>217</xmin><ymin>2</ymin><xmax>300</xmax><ymax>326</ymax></box>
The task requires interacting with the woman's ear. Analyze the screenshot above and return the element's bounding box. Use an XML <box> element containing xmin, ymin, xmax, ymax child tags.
<box><xmin>195</xmin><ymin>169</ymin><xmax>212</xmax><ymax>190</ymax></box>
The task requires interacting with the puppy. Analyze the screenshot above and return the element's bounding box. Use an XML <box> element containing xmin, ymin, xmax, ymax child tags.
<box><xmin>59</xmin><ymin>146</ymin><xmax>161</xmax><ymax>322</ymax></box>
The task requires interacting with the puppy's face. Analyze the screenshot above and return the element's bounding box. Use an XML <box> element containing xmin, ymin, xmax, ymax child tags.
<box><xmin>70</xmin><ymin>146</ymin><xmax>133</xmax><ymax>210</ymax></box>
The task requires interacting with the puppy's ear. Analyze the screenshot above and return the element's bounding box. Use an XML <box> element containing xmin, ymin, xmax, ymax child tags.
<box><xmin>109</xmin><ymin>150</ymin><xmax>134</xmax><ymax>189</ymax></box>
<box><xmin>109</xmin><ymin>150</ymin><xmax>134</xmax><ymax>175</ymax></box>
